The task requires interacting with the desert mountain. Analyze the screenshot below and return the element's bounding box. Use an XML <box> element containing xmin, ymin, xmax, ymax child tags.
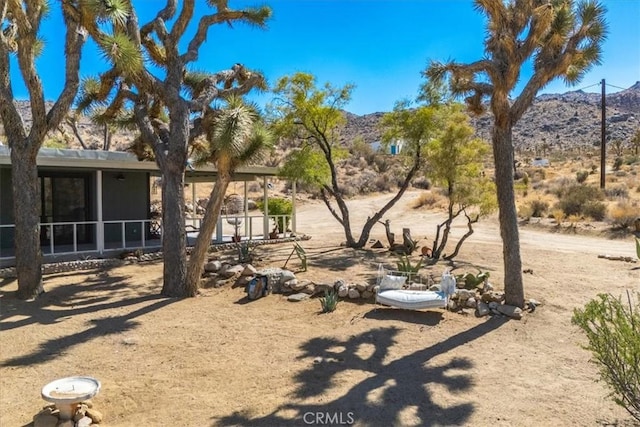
<box><xmin>341</xmin><ymin>82</ymin><xmax>640</xmax><ymax>154</ymax></box>
<box><xmin>2</xmin><ymin>83</ymin><xmax>639</xmax><ymax>155</ymax></box>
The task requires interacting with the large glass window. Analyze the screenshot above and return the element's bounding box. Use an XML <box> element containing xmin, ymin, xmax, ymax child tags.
<box><xmin>39</xmin><ymin>173</ymin><xmax>93</xmax><ymax>246</ymax></box>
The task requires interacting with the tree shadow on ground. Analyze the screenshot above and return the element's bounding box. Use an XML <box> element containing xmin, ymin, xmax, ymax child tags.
<box><xmin>212</xmin><ymin>317</ymin><xmax>507</xmax><ymax>427</ymax></box>
<box><xmin>0</xmin><ymin>271</ymin><xmax>172</xmax><ymax>367</ymax></box>
<box><xmin>363</xmin><ymin>308</ymin><xmax>443</xmax><ymax>326</ymax></box>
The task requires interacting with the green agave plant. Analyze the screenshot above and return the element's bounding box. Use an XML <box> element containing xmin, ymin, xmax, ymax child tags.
<box><xmin>320</xmin><ymin>289</ymin><xmax>339</xmax><ymax>313</ymax></box>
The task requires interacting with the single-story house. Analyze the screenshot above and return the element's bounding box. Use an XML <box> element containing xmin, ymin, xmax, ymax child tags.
<box><xmin>0</xmin><ymin>147</ymin><xmax>294</xmax><ymax>267</ymax></box>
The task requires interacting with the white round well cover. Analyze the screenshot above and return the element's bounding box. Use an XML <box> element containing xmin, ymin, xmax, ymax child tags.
<box><xmin>41</xmin><ymin>376</ymin><xmax>101</xmax><ymax>403</ymax></box>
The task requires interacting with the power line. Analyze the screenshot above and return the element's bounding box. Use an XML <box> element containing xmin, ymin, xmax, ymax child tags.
<box><xmin>577</xmin><ymin>82</ymin><xmax>601</xmax><ymax>91</ymax></box>
<box><xmin>605</xmin><ymin>83</ymin><xmax>628</xmax><ymax>91</ymax></box>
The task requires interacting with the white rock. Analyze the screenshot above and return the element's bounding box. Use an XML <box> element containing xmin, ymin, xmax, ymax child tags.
<box><xmin>76</xmin><ymin>416</ymin><xmax>92</xmax><ymax>427</ymax></box>
<box><xmin>284</xmin><ymin>279</ymin><xmax>298</xmax><ymax>289</ymax></box>
<box><xmin>204</xmin><ymin>260</ymin><xmax>222</xmax><ymax>273</ymax></box>
<box><xmin>280</xmin><ymin>269</ymin><xmax>296</xmax><ymax>283</ymax></box>
<box><xmin>348</xmin><ymin>288</ymin><xmax>360</xmax><ymax>299</ymax></box>
<box><xmin>334</xmin><ymin>279</ymin><xmax>346</xmax><ymax>289</ymax></box>
<box><xmin>448</xmin><ymin>299</ymin><xmax>458</xmax><ymax>311</ymax></box>
<box><xmin>457</xmin><ymin>289</ymin><xmax>473</xmax><ymax>302</ymax></box>
<box><xmin>466</xmin><ymin>297</ymin><xmax>477</xmax><ymax>308</ymax></box>
<box><xmin>483</xmin><ymin>281</ymin><xmax>494</xmax><ymax>293</ymax></box>
<box><xmin>355</xmin><ymin>283</ymin><xmax>367</xmax><ymax>292</ymax></box>
<box><xmin>338</xmin><ymin>285</ymin><xmax>348</xmax><ymax>298</ymax></box>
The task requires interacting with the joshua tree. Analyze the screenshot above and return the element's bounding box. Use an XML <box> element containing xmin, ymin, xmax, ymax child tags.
<box><xmin>76</xmin><ymin>1</ymin><xmax>271</xmax><ymax>297</ymax></box>
<box><xmin>0</xmin><ymin>2</ymin><xmax>98</xmax><ymax>299</ymax></box>
<box><xmin>425</xmin><ymin>0</ymin><xmax>607</xmax><ymax>307</ymax></box>
<box><xmin>185</xmin><ymin>96</ymin><xmax>272</xmax><ymax>294</ymax></box>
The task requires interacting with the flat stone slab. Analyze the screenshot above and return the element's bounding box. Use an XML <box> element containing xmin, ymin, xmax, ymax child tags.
<box><xmin>287</xmin><ymin>293</ymin><xmax>310</xmax><ymax>302</ymax></box>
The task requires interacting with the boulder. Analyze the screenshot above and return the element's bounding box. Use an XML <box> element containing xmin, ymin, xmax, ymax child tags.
<box><xmin>241</xmin><ymin>264</ymin><xmax>258</xmax><ymax>276</ymax></box>
<box><xmin>290</xmin><ymin>280</ymin><xmax>310</xmax><ymax>292</ymax></box>
<box><xmin>429</xmin><ymin>284</ymin><xmax>441</xmax><ymax>292</ymax></box>
<box><xmin>466</xmin><ymin>297</ymin><xmax>477</xmax><ymax>308</ymax></box>
<box><xmin>338</xmin><ymin>285</ymin><xmax>348</xmax><ymax>298</ymax></box>
<box><xmin>488</xmin><ymin>301</ymin><xmax>499</xmax><ymax>310</ymax></box>
<box><xmin>280</xmin><ymin>269</ymin><xmax>296</xmax><ymax>283</ymax></box>
<box><xmin>86</xmin><ymin>408</ymin><xmax>103</xmax><ymax>423</ymax></box>
<box><xmin>448</xmin><ymin>300</ymin><xmax>458</xmax><ymax>311</ymax></box>
<box><xmin>220</xmin><ymin>264</ymin><xmax>244</xmax><ymax>278</ymax></box>
<box><xmin>283</xmin><ymin>279</ymin><xmax>298</xmax><ymax>289</ymax></box>
<box><xmin>355</xmin><ymin>283</ymin><xmax>367</xmax><ymax>293</ymax></box>
<box><xmin>476</xmin><ymin>301</ymin><xmax>490</xmax><ymax>317</ymax></box>
<box><xmin>76</xmin><ymin>416</ymin><xmax>92</xmax><ymax>427</ymax></box>
<box><xmin>348</xmin><ymin>288</ymin><xmax>360</xmax><ymax>299</ymax></box>
<box><xmin>204</xmin><ymin>260</ymin><xmax>222</xmax><ymax>273</ymax></box>
<box><xmin>457</xmin><ymin>289</ymin><xmax>474</xmax><ymax>302</ymax></box>
<box><xmin>81</xmin><ymin>400</ymin><xmax>93</xmax><ymax>409</ymax></box>
<box><xmin>361</xmin><ymin>290</ymin><xmax>373</xmax><ymax>299</ymax></box>
<box><xmin>313</xmin><ymin>283</ymin><xmax>334</xmax><ymax>296</ymax></box>
<box><xmin>497</xmin><ymin>304</ymin><xmax>523</xmax><ymax>320</ymax></box>
<box><xmin>334</xmin><ymin>279</ymin><xmax>346</xmax><ymax>290</ymax></box>
<box><xmin>288</xmin><ymin>293</ymin><xmax>310</xmax><ymax>302</ymax></box>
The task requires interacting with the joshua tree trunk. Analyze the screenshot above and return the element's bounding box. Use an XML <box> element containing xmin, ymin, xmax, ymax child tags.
<box><xmin>160</xmin><ymin>166</ymin><xmax>187</xmax><ymax>297</ymax></box>
<box><xmin>185</xmin><ymin>172</ymin><xmax>232</xmax><ymax>294</ymax></box>
<box><xmin>10</xmin><ymin>145</ymin><xmax>44</xmax><ymax>299</ymax></box>
<box><xmin>493</xmin><ymin>124</ymin><xmax>524</xmax><ymax>307</ymax></box>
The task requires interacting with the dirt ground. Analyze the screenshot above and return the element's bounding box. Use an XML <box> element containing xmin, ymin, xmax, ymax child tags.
<box><xmin>1</xmin><ymin>191</ymin><xmax>639</xmax><ymax>427</ymax></box>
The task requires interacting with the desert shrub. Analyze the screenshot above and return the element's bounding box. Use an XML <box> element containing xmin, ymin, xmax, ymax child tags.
<box><xmin>521</xmin><ymin>172</ymin><xmax>529</xmax><ymax>186</ymax></box>
<box><xmin>523</xmin><ymin>167</ymin><xmax>546</xmax><ymax>182</ymax></box>
<box><xmin>572</xmin><ymin>293</ymin><xmax>640</xmax><ymax>422</ymax></box>
<box><xmin>625</xmin><ymin>155</ymin><xmax>640</xmax><ymax>166</ymax></box>
<box><xmin>528</xmin><ymin>199</ymin><xmax>549</xmax><ymax>217</ymax></box>
<box><xmin>551</xmin><ymin>209</ymin><xmax>565</xmax><ymax>225</ymax></box>
<box><xmin>518</xmin><ymin>204</ymin><xmax>532</xmax><ymax>219</ymax></box>
<box><xmin>613</xmin><ymin>157</ymin><xmax>624</xmax><ymax>171</ymax></box>
<box><xmin>576</xmin><ymin>170</ymin><xmax>589</xmax><ymax>183</ymax></box>
<box><xmin>374</xmin><ymin>174</ymin><xmax>393</xmax><ymax>193</ymax></box>
<box><xmin>411</xmin><ymin>176</ymin><xmax>431</xmax><ymax>190</ymax></box>
<box><xmin>608</xmin><ymin>201</ymin><xmax>638</xmax><ymax>230</ymax></box>
<box><xmin>583</xmin><ymin>201</ymin><xmax>607</xmax><ymax>221</ymax></box>
<box><xmin>604</xmin><ymin>185</ymin><xmax>629</xmax><ymax>200</ymax></box>
<box><xmin>373</xmin><ymin>156</ymin><xmax>390</xmax><ymax>173</ymax></box>
<box><xmin>556</xmin><ymin>184</ymin><xmax>604</xmax><ymax>217</ymax></box>
<box><xmin>547</xmin><ymin>176</ymin><xmax>578</xmax><ymax>198</ymax></box>
<box><xmin>411</xmin><ymin>192</ymin><xmax>441</xmax><ymax>209</ymax></box>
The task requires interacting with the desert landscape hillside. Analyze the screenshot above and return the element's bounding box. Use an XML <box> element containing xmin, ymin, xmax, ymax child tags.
<box><xmin>2</xmin><ymin>83</ymin><xmax>639</xmax><ymax>157</ymax></box>
<box><xmin>341</xmin><ymin>82</ymin><xmax>640</xmax><ymax>154</ymax></box>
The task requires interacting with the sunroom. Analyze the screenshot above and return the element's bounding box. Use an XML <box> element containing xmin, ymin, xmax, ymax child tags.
<box><xmin>0</xmin><ymin>147</ymin><xmax>294</xmax><ymax>267</ymax></box>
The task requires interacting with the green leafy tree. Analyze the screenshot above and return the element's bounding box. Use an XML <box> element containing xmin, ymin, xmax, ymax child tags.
<box><xmin>185</xmin><ymin>96</ymin><xmax>272</xmax><ymax>293</ymax></box>
<box><xmin>425</xmin><ymin>0</ymin><xmax>607</xmax><ymax>307</ymax></box>
<box><xmin>271</xmin><ymin>73</ymin><xmax>434</xmax><ymax>248</ymax></box>
<box><xmin>425</xmin><ymin>106</ymin><xmax>497</xmax><ymax>261</ymax></box>
<box><xmin>77</xmin><ymin>1</ymin><xmax>271</xmax><ymax>297</ymax></box>
<box><xmin>0</xmin><ymin>1</ymin><xmax>116</xmax><ymax>299</ymax></box>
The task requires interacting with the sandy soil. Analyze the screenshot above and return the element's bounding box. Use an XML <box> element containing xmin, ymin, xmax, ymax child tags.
<box><xmin>1</xmin><ymin>191</ymin><xmax>639</xmax><ymax>427</ymax></box>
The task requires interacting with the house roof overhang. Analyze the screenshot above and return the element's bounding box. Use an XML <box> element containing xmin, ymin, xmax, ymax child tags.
<box><xmin>0</xmin><ymin>146</ymin><xmax>278</xmax><ymax>182</ymax></box>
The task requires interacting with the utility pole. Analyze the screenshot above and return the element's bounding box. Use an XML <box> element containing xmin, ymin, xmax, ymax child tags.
<box><xmin>600</xmin><ymin>78</ymin><xmax>606</xmax><ymax>189</ymax></box>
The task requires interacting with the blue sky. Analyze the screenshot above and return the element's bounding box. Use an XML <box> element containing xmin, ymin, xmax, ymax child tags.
<box><xmin>10</xmin><ymin>0</ymin><xmax>640</xmax><ymax>115</ymax></box>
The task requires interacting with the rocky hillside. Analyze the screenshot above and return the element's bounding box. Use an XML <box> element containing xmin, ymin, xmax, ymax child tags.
<box><xmin>3</xmin><ymin>82</ymin><xmax>639</xmax><ymax>156</ymax></box>
<box><xmin>341</xmin><ymin>82</ymin><xmax>640</xmax><ymax>153</ymax></box>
